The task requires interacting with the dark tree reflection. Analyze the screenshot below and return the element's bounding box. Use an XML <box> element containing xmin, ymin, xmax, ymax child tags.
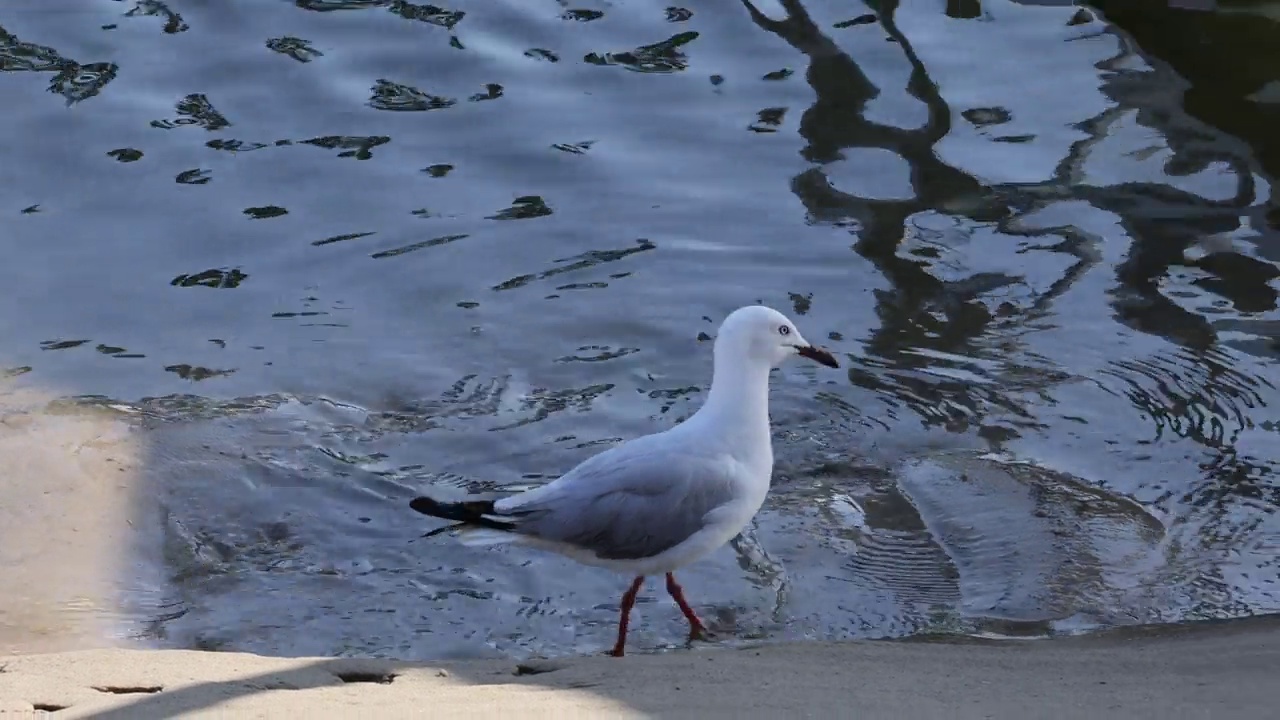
<box><xmin>741</xmin><ymin>0</ymin><xmax>1011</xmax><ymax>383</ymax></box>
<box><xmin>741</xmin><ymin>0</ymin><xmax>1279</xmax><ymax>539</ymax></box>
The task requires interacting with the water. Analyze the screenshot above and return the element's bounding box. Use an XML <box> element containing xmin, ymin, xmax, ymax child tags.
<box><xmin>1</xmin><ymin>0</ymin><xmax>1277</xmax><ymax>660</ymax></box>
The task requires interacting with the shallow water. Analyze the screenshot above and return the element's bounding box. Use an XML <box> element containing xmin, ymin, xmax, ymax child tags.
<box><xmin>1</xmin><ymin>1</ymin><xmax>1277</xmax><ymax>659</ymax></box>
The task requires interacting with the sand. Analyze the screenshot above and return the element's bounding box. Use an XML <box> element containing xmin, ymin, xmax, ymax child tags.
<box><xmin>0</xmin><ymin>616</ymin><xmax>1276</xmax><ymax>719</ymax></box>
<box><xmin>0</xmin><ymin>389</ymin><xmax>150</xmax><ymax>657</ymax></box>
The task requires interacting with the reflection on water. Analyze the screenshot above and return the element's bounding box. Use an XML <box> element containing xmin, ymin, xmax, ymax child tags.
<box><xmin>1</xmin><ymin>0</ymin><xmax>1278</xmax><ymax>658</ymax></box>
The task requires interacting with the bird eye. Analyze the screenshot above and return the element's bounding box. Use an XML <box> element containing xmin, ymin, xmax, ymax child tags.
<box><xmin>778</xmin><ymin>325</ymin><xmax>791</xmax><ymax>336</ymax></box>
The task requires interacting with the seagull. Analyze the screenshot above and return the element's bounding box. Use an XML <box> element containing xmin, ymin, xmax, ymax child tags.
<box><xmin>409</xmin><ymin>305</ymin><xmax>840</xmax><ymax>656</ymax></box>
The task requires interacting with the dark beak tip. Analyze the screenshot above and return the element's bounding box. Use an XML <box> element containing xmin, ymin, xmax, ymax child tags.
<box><xmin>799</xmin><ymin>345</ymin><xmax>840</xmax><ymax>369</ymax></box>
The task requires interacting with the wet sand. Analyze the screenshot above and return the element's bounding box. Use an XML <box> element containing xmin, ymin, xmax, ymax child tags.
<box><xmin>0</xmin><ymin>390</ymin><xmax>147</xmax><ymax>656</ymax></box>
<box><xmin>1</xmin><ymin>615</ymin><xmax>1276</xmax><ymax>719</ymax></box>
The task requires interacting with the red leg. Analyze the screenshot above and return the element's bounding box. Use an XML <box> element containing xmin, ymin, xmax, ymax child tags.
<box><xmin>610</xmin><ymin>576</ymin><xmax>645</xmax><ymax>657</ymax></box>
<box><xmin>665</xmin><ymin>572</ymin><xmax>708</xmax><ymax>641</ymax></box>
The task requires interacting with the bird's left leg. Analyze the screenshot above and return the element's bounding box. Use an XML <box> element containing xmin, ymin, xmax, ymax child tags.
<box><xmin>665</xmin><ymin>572</ymin><xmax>708</xmax><ymax>642</ymax></box>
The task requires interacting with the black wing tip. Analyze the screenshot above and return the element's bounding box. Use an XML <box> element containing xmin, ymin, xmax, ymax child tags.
<box><xmin>409</xmin><ymin>496</ymin><xmax>439</xmax><ymax>515</ymax></box>
<box><xmin>409</xmin><ymin>496</ymin><xmax>496</xmax><ymax>520</ymax></box>
<box><xmin>408</xmin><ymin>496</ymin><xmax>515</xmax><ymax>533</ymax></box>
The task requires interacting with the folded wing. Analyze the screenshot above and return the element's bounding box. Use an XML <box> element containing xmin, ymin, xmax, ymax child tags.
<box><xmin>499</xmin><ymin>444</ymin><xmax>738</xmax><ymax>561</ymax></box>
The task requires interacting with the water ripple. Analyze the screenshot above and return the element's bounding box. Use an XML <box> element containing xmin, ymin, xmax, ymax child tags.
<box><xmin>491</xmin><ymin>238</ymin><xmax>655</xmax><ymax>292</ymax></box>
<box><xmin>123</xmin><ymin>1</ymin><xmax>189</xmax><ymax>34</ymax></box>
<box><xmin>150</xmin><ymin>94</ymin><xmax>231</xmax><ymax>130</ymax></box>
<box><xmin>584</xmin><ymin>31</ymin><xmax>699</xmax><ymax>73</ymax></box>
<box><xmin>1098</xmin><ymin>346</ymin><xmax>1272</xmax><ymax>449</ymax></box>
<box><xmin>368</xmin><ymin>79</ymin><xmax>456</xmax><ymax>112</ymax></box>
<box><xmin>1</xmin><ymin>25</ymin><xmax>117</xmax><ymax>104</ymax></box>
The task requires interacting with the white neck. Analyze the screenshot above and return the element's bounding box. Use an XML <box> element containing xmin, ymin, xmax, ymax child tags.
<box><xmin>683</xmin><ymin>344</ymin><xmax>774</xmax><ymax>459</ymax></box>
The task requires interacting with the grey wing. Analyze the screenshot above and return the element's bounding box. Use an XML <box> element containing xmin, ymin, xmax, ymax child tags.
<box><xmin>505</xmin><ymin>450</ymin><xmax>737</xmax><ymax>561</ymax></box>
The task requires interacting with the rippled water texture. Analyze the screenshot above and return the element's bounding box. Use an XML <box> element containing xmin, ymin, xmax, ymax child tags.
<box><xmin>1</xmin><ymin>0</ymin><xmax>1278</xmax><ymax>659</ymax></box>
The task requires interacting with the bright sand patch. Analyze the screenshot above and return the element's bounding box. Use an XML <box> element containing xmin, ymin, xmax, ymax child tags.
<box><xmin>0</xmin><ymin>388</ymin><xmax>145</xmax><ymax>655</ymax></box>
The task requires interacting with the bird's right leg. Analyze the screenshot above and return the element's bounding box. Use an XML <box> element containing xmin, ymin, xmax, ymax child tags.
<box><xmin>609</xmin><ymin>576</ymin><xmax>646</xmax><ymax>657</ymax></box>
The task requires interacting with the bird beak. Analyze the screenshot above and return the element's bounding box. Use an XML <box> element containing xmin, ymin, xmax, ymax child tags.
<box><xmin>797</xmin><ymin>344</ymin><xmax>840</xmax><ymax>368</ymax></box>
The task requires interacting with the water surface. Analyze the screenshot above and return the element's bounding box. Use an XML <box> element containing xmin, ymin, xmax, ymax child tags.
<box><xmin>1</xmin><ymin>0</ymin><xmax>1278</xmax><ymax>659</ymax></box>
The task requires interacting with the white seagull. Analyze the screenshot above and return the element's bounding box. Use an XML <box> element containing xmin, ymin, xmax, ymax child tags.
<box><xmin>410</xmin><ymin>305</ymin><xmax>840</xmax><ymax>656</ymax></box>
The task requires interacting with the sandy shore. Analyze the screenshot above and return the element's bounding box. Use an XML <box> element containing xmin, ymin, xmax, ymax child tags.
<box><xmin>1</xmin><ymin>615</ymin><xmax>1276</xmax><ymax>719</ymax></box>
